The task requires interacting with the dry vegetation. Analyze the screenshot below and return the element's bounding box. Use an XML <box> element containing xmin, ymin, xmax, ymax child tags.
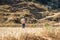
<box><xmin>0</xmin><ymin>1</ymin><xmax>60</xmax><ymax>40</ymax></box>
<box><xmin>0</xmin><ymin>1</ymin><xmax>60</xmax><ymax>27</ymax></box>
<box><xmin>0</xmin><ymin>27</ymin><xmax>60</xmax><ymax>40</ymax></box>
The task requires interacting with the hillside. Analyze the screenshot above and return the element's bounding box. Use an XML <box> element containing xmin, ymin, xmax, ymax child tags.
<box><xmin>0</xmin><ymin>1</ymin><xmax>60</xmax><ymax>27</ymax></box>
<box><xmin>0</xmin><ymin>1</ymin><xmax>60</xmax><ymax>40</ymax></box>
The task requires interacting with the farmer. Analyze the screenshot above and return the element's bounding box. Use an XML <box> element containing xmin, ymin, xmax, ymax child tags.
<box><xmin>21</xmin><ymin>17</ymin><xmax>26</xmax><ymax>28</ymax></box>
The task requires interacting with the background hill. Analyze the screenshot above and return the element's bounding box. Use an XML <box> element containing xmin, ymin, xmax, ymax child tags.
<box><xmin>0</xmin><ymin>0</ymin><xmax>60</xmax><ymax>27</ymax></box>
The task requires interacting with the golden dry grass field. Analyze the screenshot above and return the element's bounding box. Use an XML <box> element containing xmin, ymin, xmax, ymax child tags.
<box><xmin>0</xmin><ymin>27</ymin><xmax>60</xmax><ymax>40</ymax></box>
<box><xmin>0</xmin><ymin>1</ymin><xmax>60</xmax><ymax>40</ymax></box>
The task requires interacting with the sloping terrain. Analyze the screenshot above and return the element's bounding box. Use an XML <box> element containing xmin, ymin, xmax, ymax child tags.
<box><xmin>0</xmin><ymin>1</ymin><xmax>60</xmax><ymax>27</ymax></box>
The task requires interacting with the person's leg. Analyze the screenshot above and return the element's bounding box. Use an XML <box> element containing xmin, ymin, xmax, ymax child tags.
<box><xmin>22</xmin><ymin>24</ymin><xmax>25</xmax><ymax>28</ymax></box>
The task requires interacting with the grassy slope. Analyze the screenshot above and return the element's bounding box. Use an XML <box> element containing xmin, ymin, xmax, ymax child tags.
<box><xmin>0</xmin><ymin>2</ymin><xmax>60</xmax><ymax>27</ymax></box>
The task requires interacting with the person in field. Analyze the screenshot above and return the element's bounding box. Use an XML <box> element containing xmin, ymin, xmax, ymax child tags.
<box><xmin>21</xmin><ymin>17</ymin><xmax>26</xmax><ymax>28</ymax></box>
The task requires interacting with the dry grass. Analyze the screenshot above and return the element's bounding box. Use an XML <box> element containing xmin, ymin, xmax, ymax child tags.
<box><xmin>0</xmin><ymin>2</ymin><xmax>60</xmax><ymax>25</ymax></box>
<box><xmin>0</xmin><ymin>27</ymin><xmax>50</xmax><ymax>40</ymax></box>
<box><xmin>0</xmin><ymin>27</ymin><xmax>60</xmax><ymax>40</ymax></box>
<box><xmin>0</xmin><ymin>23</ymin><xmax>60</xmax><ymax>27</ymax></box>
